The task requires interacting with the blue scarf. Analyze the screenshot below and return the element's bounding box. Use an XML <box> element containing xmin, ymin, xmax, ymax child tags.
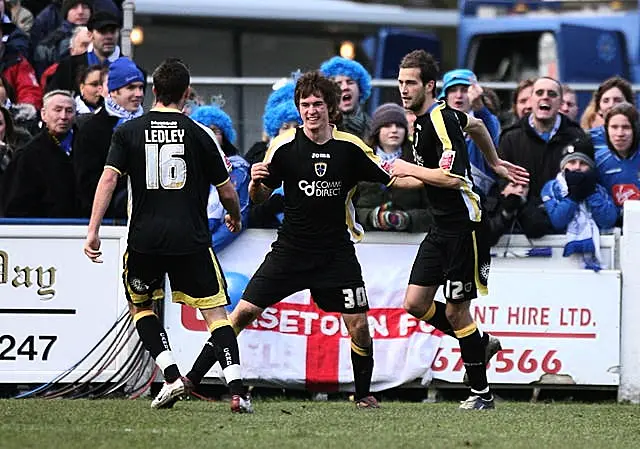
<box><xmin>49</xmin><ymin>130</ymin><xmax>74</xmax><ymax>156</ymax></box>
<box><xmin>375</xmin><ymin>146</ymin><xmax>403</xmax><ymax>163</ymax></box>
<box><xmin>555</xmin><ymin>172</ymin><xmax>602</xmax><ymax>271</ymax></box>
<box><xmin>104</xmin><ymin>95</ymin><xmax>144</xmax><ymax>129</ymax></box>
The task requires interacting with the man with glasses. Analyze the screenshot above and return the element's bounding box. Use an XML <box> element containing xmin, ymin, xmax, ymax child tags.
<box><xmin>498</xmin><ymin>77</ymin><xmax>585</xmax><ymax>199</ymax></box>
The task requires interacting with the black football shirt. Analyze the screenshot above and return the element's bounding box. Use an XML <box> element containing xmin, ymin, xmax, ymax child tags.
<box><xmin>105</xmin><ymin>108</ymin><xmax>230</xmax><ymax>255</ymax></box>
<box><xmin>262</xmin><ymin>126</ymin><xmax>394</xmax><ymax>251</ymax></box>
<box><xmin>412</xmin><ymin>101</ymin><xmax>482</xmax><ymax>231</ymax></box>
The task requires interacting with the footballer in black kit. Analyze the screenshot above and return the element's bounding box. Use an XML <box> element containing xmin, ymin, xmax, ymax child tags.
<box><xmin>222</xmin><ymin>71</ymin><xmax>420</xmax><ymax>410</ymax></box>
<box><xmin>241</xmin><ymin>125</ymin><xmax>393</xmax><ymax>313</ymax></box>
<box><xmin>84</xmin><ymin>58</ymin><xmax>253</xmax><ymax>413</ymax></box>
<box><xmin>408</xmin><ymin>100</ymin><xmax>491</xmax><ymax>301</ymax></box>
<box><xmin>394</xmin><ymin>50</ymin><xmax>529</xmax><ymax>410</ymax></box>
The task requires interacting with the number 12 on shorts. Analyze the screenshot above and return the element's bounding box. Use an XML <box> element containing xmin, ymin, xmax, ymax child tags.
<box><xmin>145</xmin><ymin>143</ymin><xmax>187</xmax><ymax>190</ymax></box>
<box><xmin>343</xmin><ymin>287</ymin><xmax>368</xmax><ymax>309</ymax></box>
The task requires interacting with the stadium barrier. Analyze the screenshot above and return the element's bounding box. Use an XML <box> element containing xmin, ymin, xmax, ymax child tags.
<box><xmin>1</xmin><ymin>204</ymin><xmax>637</xmax><ymax>400</ymax></box>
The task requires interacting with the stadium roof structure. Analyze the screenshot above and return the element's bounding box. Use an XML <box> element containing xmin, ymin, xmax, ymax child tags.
<box><xmin>133</xmin><ymin>0</ymin><xmax>459</xmax><ymax>27</ymax></box>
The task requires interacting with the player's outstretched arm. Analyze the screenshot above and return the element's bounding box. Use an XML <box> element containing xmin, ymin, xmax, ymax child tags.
<box><xmin>391</xmin><ymin>159</ymin><xmax>462</xmax><ymax>189</ymax></box>
<box><xmin>465</xmin><ymin>116</ymin><xmax>529</xmax><ymax>185</ymax></box>
<box><xmin>84</xmin><ymin>167</ymin><xmax>119</xmax><ymax>263</ymax></box>
<box><xmin>217</xmin><ymin>181</ymin><xmax>242</xmax><ymax>233</ymax></box>
<box><xmin>390</xmin><ymin>175</ymin><xmax>423</xmax><ymax>189</ymax></box>
<box><xmin>249</xmin><ymin>162</ymin><xmax>274</xmax><ymax>204</ymax></box>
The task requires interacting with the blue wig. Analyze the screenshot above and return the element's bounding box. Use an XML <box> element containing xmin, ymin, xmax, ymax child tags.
<box><xmin>263</xmin><ymin>100</ymin><xmax>302</xmax><ymax>138</ymax></box>
<box><xmin>190</xmin><ymin>105</ymin><xmax>237</xmax><ymax>144</ymax></box>
<box><xmin>265</xmin><ymin>82</ymin><xmax>296</xmax><ymax>113</ymax></box>
<box><xmin>320</xmin><ymin>56</ymin><xmax>372</xmax><ymax>104</ymax></box>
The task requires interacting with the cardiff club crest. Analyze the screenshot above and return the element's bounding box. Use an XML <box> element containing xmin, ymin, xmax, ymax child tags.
<box><xmin>314</xmin><ymin>162</ymin><xmax>327</xmax><ymax>177</ymax></box>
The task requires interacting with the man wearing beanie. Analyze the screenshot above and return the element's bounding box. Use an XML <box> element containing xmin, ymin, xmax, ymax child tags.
<box><xmin>356</xmin><ymin>103</ymin><xmax>431</xmax><ymax>233</ymax></box>
<box><xmin>74</xmin><ymin>57</ymin><xmax>144</xmax><ymax>218</ymax></box>
<box><xmin>439</xmin><ymin>68</ymin><xmax>501</xmax><ymax>196</ymax></box>
<box><xmin>320</xmin><ymin>56</ymin><xmax>372</xmax><ymax>139</ymax></box>
<box><xmin>49</xmin><ymin>10</ymin><xmax>138</xmax><ymax>95</ymax></box>
<box><xmin>541</xmin><ymin>137</ymin><xmax>617</xmax><ymax>270</ymax></box>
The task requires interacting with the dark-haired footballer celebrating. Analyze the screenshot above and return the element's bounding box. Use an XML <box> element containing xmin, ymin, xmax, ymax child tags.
<box><xmin>83</xmin><ymin>58</ymin><xmax>252</xmax><ymax>413</ymax></box>
<box><xmin>186</xmin><ymin>70</ymin><xmax>421</xmax><ymax>409</ymax></box>
<box><xmin>394</xmin><ymin>50</ymin><xmax>529</xmax><ymax>410</ymax></box>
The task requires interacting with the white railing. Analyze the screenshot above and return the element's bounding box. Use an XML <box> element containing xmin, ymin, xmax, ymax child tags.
<box><xmin>143</xmin><ymin>76</ymin><xmax>640</xmax><ymax>93</ymax></box>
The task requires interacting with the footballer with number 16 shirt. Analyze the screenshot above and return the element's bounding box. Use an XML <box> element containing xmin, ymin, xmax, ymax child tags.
<box><xmin>84</xmin><ymin>58</ymin><xmax>253</xmax><ymax>413</ymax></box>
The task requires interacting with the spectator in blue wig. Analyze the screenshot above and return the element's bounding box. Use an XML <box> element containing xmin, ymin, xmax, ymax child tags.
<box><xmin>263</xmin><ymin>100</ymin><xmax>301</xmax><ymax>139</ymax></box>
<box><xmin>320</xmin><ymin>56</ymin><xmax>372</xmax><ymax>139</ymax></box>
<box><xmin>245</xmin><ymin>80</ymin><xmax>297</xmax><ymax>166</ymax></box>
<box><xmin>190</xmin><ymin>104</ymin><xmax>250</xmax><ymax>252</ymax></box>
<box><xmin>247</xmin><ymin>94</ymin><xmax>302</xmax><ymax>229</ymax></box>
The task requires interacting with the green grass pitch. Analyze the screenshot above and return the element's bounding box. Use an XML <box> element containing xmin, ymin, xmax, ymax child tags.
<box><xmin>1</xmin><ymin>398</ymin><xmax>640</xmax><ymax>449</ymax></box>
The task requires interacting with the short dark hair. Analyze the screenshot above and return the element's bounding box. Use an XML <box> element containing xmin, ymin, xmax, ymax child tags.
<box><xmin>595</xmin><ymin>76</ymin><xmax>634</xmax><ymax>111</ymax></box>
<box><xmin>294</xmin><ymin>71</ymin><xmax>341</xmax><ymax>124</ymax></box>
<box><xmin>562</xmin><ymin>84</ymin><xmax>576</xmax><ymax>96</ymax></box>
<box><xmin>76</xmin><ymin>64</ymin><xmax>104</xmax><ymax>88</ymax></box>
<box><xmin>605</xmin><ymin>102</ymin><xmax>639</xmax><ymax>154</ymax></box>
<box><xmin>399</xmin><ymin>50</ymin><xmax>439</xmax><ymax>96</ymax></box>
<box><xmin>152</xmin><ymin>58</ymin><xmax>190</xmax><ymax>106</ymax></box>
<box><xmin>534</xmin><ymin>76</ymin><xmax>563</xmax><ymax>97</ymax></box>
<box><xmin>511</xmin><ymin>78</ymin><xmax>534</xmax><ymax>115</ymax></box>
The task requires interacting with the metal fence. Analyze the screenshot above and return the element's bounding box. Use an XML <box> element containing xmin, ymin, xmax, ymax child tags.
<box><xmin>144</xmin><ymin>76</ymin><xmax>639</xmax><ymax>151</ymax></box>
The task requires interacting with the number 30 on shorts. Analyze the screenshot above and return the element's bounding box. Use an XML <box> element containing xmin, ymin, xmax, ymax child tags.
<box><xmin>342</xmin><ymin>287</ymin><xmax>368</xmax><ymax>309</ymax></box>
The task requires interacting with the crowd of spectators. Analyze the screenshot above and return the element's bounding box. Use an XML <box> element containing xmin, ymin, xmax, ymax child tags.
<box><xmin>0</xmin><ymin>1</ymin><xmax>637</xmax><ymax>268</ymax></box>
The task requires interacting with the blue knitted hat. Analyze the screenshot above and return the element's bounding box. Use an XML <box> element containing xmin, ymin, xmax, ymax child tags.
<box><xmin>108</xmin><ymin>57</ymin><xmax>144</xmax><ymax>92</ymax></box>
<box><xmin>320</xmin><ymin>56</ymin><xmax>372</xmax><ymax>104</ymax></box>
<box><xmin>263</xmin><ymin>100</ymin><xmax>302</xmax><ymax>138</ymax></box>
<box><xmin>190</xmin><ymin>105</ymin><xmax>237</xmax><ymax>144</ymax></box>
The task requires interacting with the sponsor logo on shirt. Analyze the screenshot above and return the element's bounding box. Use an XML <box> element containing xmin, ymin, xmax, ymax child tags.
<box><xmin>439</xmin><ymin>150</ymin><xmax>456</xmax><ymax>171</ymax></box>
<box><xmin>612</xmin><ymin>184</ymin><xmax>640</xmax><ymax>206</ymax></box>
<box><xmin>298</xmin><ymin>180</ymin><xmax>341</xmax><ymax>197</ymax></box>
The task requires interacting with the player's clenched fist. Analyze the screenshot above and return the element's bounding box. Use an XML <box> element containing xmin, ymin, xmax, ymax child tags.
<box><xmin>390</xmin><ymin>159</ymin><xmax>415</xmax><ymax>178</ymax></box>
<box><xmin>251</xmin><ymin>162</ymin><xmax>270</xmax><ymax>182</ymax></box>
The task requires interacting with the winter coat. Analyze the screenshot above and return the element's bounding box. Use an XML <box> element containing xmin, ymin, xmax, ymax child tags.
<box><xmin>1</xmin><ymin>128</ymin><xmax>77</xmax><ymax>218</ymax></box>
<box><xmin>541</xmin><ymin>176</ymin><xmax>618</xmax><ymax>231</ymax></box>
<box><xmin>498</xmin><ymin>114</ymin><xmax>586</xmax><ymax>200</ymax></box>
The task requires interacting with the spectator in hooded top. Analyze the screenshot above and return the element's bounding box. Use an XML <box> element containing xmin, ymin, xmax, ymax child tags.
<box><xmin>595</xmin><ymin>102</ymin><xmax>640</xmax><ymax>225</ymax></box>
<box><xmin>2</xmin><ymin>90</ymin><xmax>77</xmax><ymax>218</ymax></box>
<box><xmin>190</xmin><ymin>104</ymin><xmax>251</xmax><ymax>252</ymax></box>
<box><xmin>355</xmin><ymin>102</ymin><xmax>431</xmax><ymax>233</ymax></box>
<box><xmin>74</xmin><ymin>57</ymin><xmax>143</xmax><ymax>218</ymax></box>
<box><xmin>440</xmin><ymin>68</ymin><xmax>500</xmax><ymax>196</ymax></box>
<box><xmin>0</xmin><ymin>19</ymin><xmax>42</xmax><ymax>109</ymax></box>
<box><xmin>542</xmin><ymin>137</ymin><xmax>617</xmax><ymax>271</ymax></box>
<box><xmin>33</xmin><ymin>0</ymin><xmax>92</xmax><ymax>77</ymax></box>
<box><xmin>320</xmin><ymin>56</ymin><xmax>372</xmax><ymax>139</ymax></box>
<box><xmin>30</xmin><ymin>0</ymin><xmax>119</xmax><ymax>50</ymax></box>
<box><xmin>48</xmin><ymin>10</ymin><xmax>126</xmax><ymax>94</ymax></box>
